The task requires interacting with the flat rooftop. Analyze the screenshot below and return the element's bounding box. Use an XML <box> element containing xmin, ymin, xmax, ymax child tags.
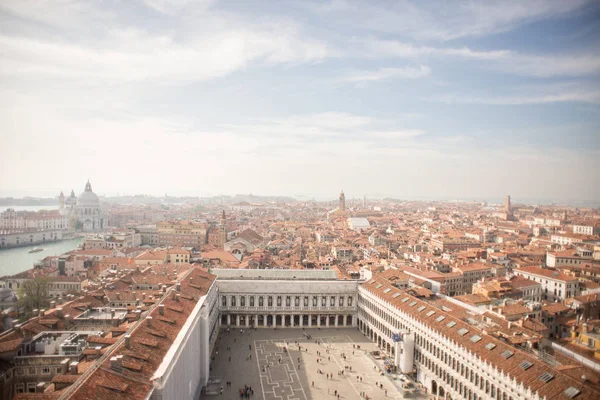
<box><xmin>74</xmin><ymin>308</ymin><xmax>128</xmax><ymax>321</ymax></box>
<box><xmin>212</xmin><ymin>269</ymin><xmax>339</xmax><ymax>280</ymax></box>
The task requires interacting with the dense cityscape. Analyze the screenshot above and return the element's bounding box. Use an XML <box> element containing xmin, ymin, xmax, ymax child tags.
<box><xmin>1</xmin><ymin>1</ymin><xmax>599</xmax><ymax>399</ymax></box>
<box><xmin>0</xmin><ymin>182</ymin><xmax>598</xmax><ymax>399</ymax></box>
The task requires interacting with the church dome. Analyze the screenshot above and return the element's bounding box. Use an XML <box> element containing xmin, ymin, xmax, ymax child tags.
<box><xmin>78</xmin><ymin>181</ymin><xmax>100</xmax><ymax>207</ymax></box>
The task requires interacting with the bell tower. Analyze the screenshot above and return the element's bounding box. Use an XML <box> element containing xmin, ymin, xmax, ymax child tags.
<box><xmin>339</xmin><ymin>190</ymin><xmax>346</xmax><ymax>211</ymax></box>
<box><xmin>220</xmin><ymin>210</ymin><xmax>227</xmax><ymax>248</ymax></box>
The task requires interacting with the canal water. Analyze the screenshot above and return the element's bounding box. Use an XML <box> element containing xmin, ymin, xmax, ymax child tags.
<box><xmin>0</xmin><ymin>237</ymin><xmax>83</xmax><ymax>277</ymax></box>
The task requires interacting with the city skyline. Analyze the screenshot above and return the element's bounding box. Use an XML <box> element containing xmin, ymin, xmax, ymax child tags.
<box><xmin>1</xmin><ymin>0</ymin><xmax>599</xmax><ymax>201</ymax></box>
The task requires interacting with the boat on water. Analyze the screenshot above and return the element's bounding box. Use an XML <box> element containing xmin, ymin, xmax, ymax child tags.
<box><xmin>28</xmin><ymin>247</ymin><xmax>44</xmax><ymax>253</ymax></box>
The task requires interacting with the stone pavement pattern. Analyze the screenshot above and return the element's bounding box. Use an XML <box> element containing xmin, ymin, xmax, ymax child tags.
<box><xmin>210</xmin><ymin>328</ymin><xmax>410</xmax><ymax>400</ymax></box>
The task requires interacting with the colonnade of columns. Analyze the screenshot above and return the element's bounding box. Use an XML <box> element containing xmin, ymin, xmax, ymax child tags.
<box><xmin>221</xmin><ymin>313</ymin><xmax>357</xmax><ymax>328</ymax></box>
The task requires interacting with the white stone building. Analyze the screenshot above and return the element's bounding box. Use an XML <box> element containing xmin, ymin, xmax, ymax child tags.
<box><xmin>59</xmin><ymin>181</ymin><xmax>104</xmax><ymax>232</ymax></box>
<box><xmin>513</xmin><ymin>266</ymin><xmax>580</xmax><ymax>301</ymax></box>
<box><xmin>215</xmin><ymin>269</ymin><xmax>358</xmax><ymax>328</ymax></box>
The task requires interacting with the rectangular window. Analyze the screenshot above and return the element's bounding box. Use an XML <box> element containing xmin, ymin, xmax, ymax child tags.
<box><xmin>322</xmin><ymin>296</ymin><xmax>327</xmax><ymax>306</ymax></box>
<box><xmin>249</xmin><ymin>296</ymin><xmax>254</xmax><ymax>307</ymax></box>
<box><xmin>286</xmin><ymin>296</ymin><xmax>291</xmax><ymax>307</ymax></box>
<box><xmin>339</xmin><ymin>297</ymin><xmax>344</xmax><ymax>306</ymax></box>
<box><xmin>268</xmin><ymin>296</ymin><xmax>273</xmax><ymax>307</ymax></box>
<box><xmin>259</xmin><ymin>296</ymin><xmax>264</xmax><ymax>307</ymax></box>
<box><xmin>304</xmin><ymin>296</ymin><xmax>309</xmax><ymax>307</ymax></box>
<box><xmin>330</xmin><ymin>296</ymin><xmax>335</xmax><ymax>306</ymax></box>
<box><xmin>277</xmin><ymin>296</ymin><xmax>282</xmax><ymax>306</ymax></box>
<box><xmin>313</xmin><ymin>296</ymin><xmax>318</xmax><ymax>306</ymax></box>
<box><xmin>295</xmin><ymin>297</ymin><xmax>300</xmax><ymax>306</ymax></box>
<box><xmin>348</xmin><ymin>297</ymin><xmax>353</xmax><ymax>306</ymax></box>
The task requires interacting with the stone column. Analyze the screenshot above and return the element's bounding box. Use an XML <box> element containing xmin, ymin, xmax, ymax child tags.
<box><xmin>264</xmin><ymin>315</ymin><xmax>268</xmax><ymax>327</ymax></box>
<box><xmin>326</xmin><ymin>316</ymin><xmax>330</xmax><ymax>327</ymax></box>
<box><xmin>308</xmin><ymin>315</ymin><xmax>312</xmax><ymax>327</ymax></box>
<box><xmin>352</xmin><ymin>315</ymin><xmax>357</xmax><ymax>327</ymax></box>
<box><xmin>236</xmin><ymin>315</ymin><xmax>240</xmax><ymax>327</ymax></box>
<box><xmin>253</xmin><ymin>316</ymin><xmax>257</xmax><ymax>328</ymax></box>
<box><xmin>317</xmin><ymin>315</ymin><xmax>321</xmax><ymax>327</ymax></box>
<box><xmin>227</xmin><ymin>314</ymin><xmax>231</xmax><ymax>326</ymax></box>
<box><xmin>299</xmin><ymin>315</ymin><xmax>303</xmax><ymax>327</ymax></box>
<box><xmin>334</xmin><ymin>316</ymin><xmax>338</xmax><ymax>327</ymax></box>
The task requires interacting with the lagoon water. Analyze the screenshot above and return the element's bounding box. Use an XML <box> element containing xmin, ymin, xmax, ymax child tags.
<box><xmin>0</xmin><ymin>237</ymin><xmax>83</xmax><ymax>277</ymax></box>
<box><xmin>1</xmin><ymin>205</ymin><xmax>58</xmax><ymax>212</ymax></box>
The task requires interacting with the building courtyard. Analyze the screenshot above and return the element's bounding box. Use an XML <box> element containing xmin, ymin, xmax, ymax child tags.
<box><xmin>209</xmin><ymin>327</ymin><xmax>424</xmax><ymax>400</ymax></box>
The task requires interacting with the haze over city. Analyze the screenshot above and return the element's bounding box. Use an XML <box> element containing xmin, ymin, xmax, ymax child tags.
<box><xmin>1</xmin><ymin>0</ymin><xmax>599</xmax><ymax>202</ymax></box>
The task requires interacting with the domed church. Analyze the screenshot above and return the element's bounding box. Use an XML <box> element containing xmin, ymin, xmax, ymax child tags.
<box><xmin>58</xmin><ymin>180</ymin><xmax>104</xmax><ymax>232</ymax></box>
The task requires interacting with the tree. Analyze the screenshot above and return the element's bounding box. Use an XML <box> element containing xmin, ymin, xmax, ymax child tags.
<box><xmin>17</xmin><ymin>276</ymin><xmax>51</xmax><ymax>317</ymax></box>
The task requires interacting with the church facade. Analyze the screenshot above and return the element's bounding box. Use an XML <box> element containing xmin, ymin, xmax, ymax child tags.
<box><xmin>59</xmin><ymin>181</ymin><xmax>104</xmax><ymax>232</ymax></box>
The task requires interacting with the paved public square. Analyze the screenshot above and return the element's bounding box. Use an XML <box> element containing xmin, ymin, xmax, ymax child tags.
<box><xmin>210</xmin><ymin>327</ymin><xmax>420</xmax><ymax>400</ymax></box>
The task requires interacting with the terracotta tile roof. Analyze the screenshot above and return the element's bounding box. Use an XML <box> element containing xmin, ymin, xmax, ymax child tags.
<box><xmin>52</xmin><ymin>374</ymin><xmax>80</xmax><ymax>383</ymax></box>
<box><xmin>66</xmin><ymin>267</ymin><xmax>216</xmax><ymax>400</ymax></box>
<box><xmin>517</xmin><ymin>266</ymin><xmax>579</xmax><ymax>282</ymax></box>
<box><xmin>0</xmin><ymin>338</ymin><xmax>22</xmax><ymax>353</ymax></box>
<box><xmin>361</xmin><ymin>276</ymin><xmax>600</xmax><ymax>399</ymax></box>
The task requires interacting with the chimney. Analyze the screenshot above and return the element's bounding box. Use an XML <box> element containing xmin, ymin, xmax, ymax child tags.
<box><xmin>60</xmin><ymin>359</ymin><xmax>69</xmax><ymax>374</ymax></box>
<box><xmin>146</xmin><ymin>316</ymin><xmax>152</xmax><ymax>327</ymax></box>
<box><xmin>69</xmin><ymin>361</ymin><xmax>79</xmax><ymax>374</ymax></box>
<box><xmin>50</xmin><ymin>301</ymin><xmax>56</xmax><ymax>309</ymax></box>
<box><xmin>36</xmin><ymin>382</ymin><xmax>46</xmax><ymax>393</ymax></box>
<box><xmin>176</xmin><ymin>294</ymin><xmax>180</xmax><ymax>302</ymax></box>
<box><xmin>125</xmin><ymin>334</ymin><xmax>131</xmax><ymax>349</ymax></box>
<box><xmin>64</xmin><ymin>314</ymin><xmax>71</xmax><ymax>328</ymax></box>
<box><xmin>162</xmin><ymin>285</ymin><xmax>166</xmax><ymax>293</ymax></box>
<box><xmin>159</xmin><ymin>304</ymin><xmax>165</xmax><ymax>316</ymax></box>
<box><xmin>116</xmin><ymin>293</ymin><xmax>121</xmax><ymax>300</ymax></box>
<box><xmin>110</xmin><ymin>309</ymin><xmax>115</xmax><ymax>318</ymax></box>
<box><xmin>56</xmin><ymin>308</ymin><xmax>63</xmax><ymax>318</ymax></box>
<box><xmin>40</xmin><ymin>309</ymin><xmax>46</xmax><ymax>317</ymax></box>
<box><xmin>57</xmin><ymin>297</ymin><xmax>64</xmax><ymax>305</ymax></box>
<box><xmin>582</xmin><ymin>323</ymin><xmax>588</xmax><ymax>334</ymax></box>
<box><xmin>14</xmin><ymin>323</ymin><xmax>21</xmax><ymax>332</ymax></box>
<box><xmin>95</xmin><ymin>346</ymin><xmax>101</xmax><ymax>357</ymax></box>
<box><xmin>142</xmin><ymin>293</ymin><xmax>146</xmax><ymax>299</ymax></box>
<box><xmin>33</xmin><ymin>309</ymin><xmax>39</xmax><ymax>316</ymax></box>
<box><xmin>136</xmin><ymin>309</ymin><xmax>142</xmax><ymax>320</ymax></box>
<box><xmin>110</xmin><ymin>356</ymin><xmax>122</xmax><ymax>372</ymax></box>
<box><xmin>176</xmin><ymin>282</ymin><xmax>181</xmax><ymax>291</ymax></box>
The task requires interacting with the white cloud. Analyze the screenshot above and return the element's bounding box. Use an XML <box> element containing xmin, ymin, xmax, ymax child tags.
<box><xmin>0</xmin><ymin>26</ymin><xmax>330</xmax><ymax>83</ymax></box>
<box><xmin>369</xmin><ymin>130</ymin><xmax>425</xmax><ymax>139</ymax></box>
<box><xmin>430</xmin><ymin>89</ymin><xmax>600</xmax><ymax>105</ymax></box>
<box><xmin>308</xmin><ymin>0</ymin><xmax>591</xmax><ymax>41</ymax></box>
<box><xmin>341</xmin><ymin>65</ymin><xmax>431</xmax><ymax>83</ymax></box>
<box><xmin>141</xmin><ymin>0</ymin><xmax>217</xmax><ymax>14</ymax></box>
<box><xmin>363</xmin><ymin>40</ymin><xmax>509</xmax><ymax>60</ymax></box>
<box><xmin>499</xmin><ymin>54</ymin><xmax>600</xmax><ymax>78</ymax></box>
<box><xmin>360</xmin><ymin>39</ymin><xmax>600</xmax><ymax>78</ymax></box>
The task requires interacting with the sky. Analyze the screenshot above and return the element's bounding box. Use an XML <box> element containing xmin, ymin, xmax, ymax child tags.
<box><xmin>0</xmin><ymin>0</ymin><xmax>599</xmax><ymax>203</ymax></box>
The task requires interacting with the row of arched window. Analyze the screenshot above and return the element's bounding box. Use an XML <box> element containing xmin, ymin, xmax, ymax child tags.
<box><xmin>222</xmin><ymin>295</ymin><xmax>353</xmax><ymax>308</ymax></box>
<box><xmin>359</xmin><ymin>289</ymin><xmax>520</xmax><ymax>400</ymax></box>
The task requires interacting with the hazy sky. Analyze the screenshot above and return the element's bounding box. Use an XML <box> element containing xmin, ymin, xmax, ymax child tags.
<box><xmin>0</xmin><ymin>0</ymin><xmax>599</xmax><ymax>202</ymax></box>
